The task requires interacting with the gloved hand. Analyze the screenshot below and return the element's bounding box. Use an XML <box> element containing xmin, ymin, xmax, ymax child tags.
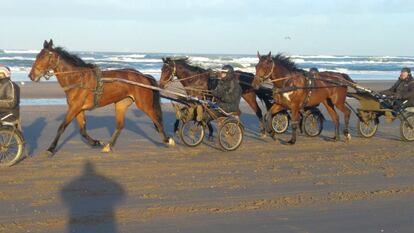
<box><xmin>393</xmin><ymin>93</ymin><xmax>403</xmax><ymax>99</ymax></box>
<box><xmin>207</xmin><ymin>100</ymin><xmax>219</xmax><ymax>108</ymax></box>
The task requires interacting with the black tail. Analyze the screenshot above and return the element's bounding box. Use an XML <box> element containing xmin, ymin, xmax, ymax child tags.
<box><xmin>236</xmin><ymin>71</ymin><xmax>274</xmax><ymax>110</ymax></box>
<box><xmin>255</xmin><ymin>87</ymin><xmax>273</xmax><ymax>110</ymax></box>
<box><xmin>341</xmin><ymin>73</ymin><xmax>356</xmax><ymax>84</ymax></box>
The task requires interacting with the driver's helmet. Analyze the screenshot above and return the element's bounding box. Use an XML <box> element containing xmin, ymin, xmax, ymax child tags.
<box><xmin>0</xmin><ymin>66</ymin><xmax>11</xmax><ymax>79</ymax></box>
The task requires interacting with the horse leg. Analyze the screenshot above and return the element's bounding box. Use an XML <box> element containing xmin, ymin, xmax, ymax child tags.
<box><xmin>139</xmin><ymin>102</ymin><xmax>175</xmax><ymax>146</ymax></box>
<box><xmin>333</xmin><ymin>98</ymin><xmax>352</xmax><ymax>141</ymax></box>
<box><xmin>243</xmin><ymin>92</ymin><xmax>266</xmax><ymax>137</ymax></box>
<box><xmin>288</xmin><ymin>108</ymin><xmax>300</xmax><ymax>145</ymax></box>
<box><xmin>174</xmin><ymin>120</ymin><xmax>180</xmax><ymax>135</ymax></box>
<box><xmin>47</xmin><ymin>105</ymin><xmax>81</xmax><ymax>156</ymax></box>
<box><xmin>76</xmin><ymin>111</ymin><xmax>101</xmax><ymax>147</ymax></box>
<box><xmin>102</xmin><ymin>98</ymin><xmax>133</xmax><ymax>153</ymax></box>
<box><xmin>322</xmin><ymin>99</ymin><xmax>340</xmax><ymax>141</ymax></box>
<box><xmin>207</xmin><ymin>122</ymin><xmax>214</xmax><ymax>141</ymax></box>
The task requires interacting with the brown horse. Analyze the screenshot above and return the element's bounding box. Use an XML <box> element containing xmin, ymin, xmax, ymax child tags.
<box><xmin>28</xmin><ymin>40</ymin><xmax>174</xmax><ymax>155</ymax></box>
<box><xmin>159</xmin><ymin>57</ymin><xmax>272</xmax><ymax>137</ymax></box>
<box><xmin>253</xmin><ymin>52</ymin><xmax>353</xmax><ymax>144</ymax></box>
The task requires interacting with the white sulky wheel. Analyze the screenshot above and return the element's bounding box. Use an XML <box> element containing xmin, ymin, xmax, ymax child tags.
<box><xmin>0</xmin><ymin>128</ymin><xmax>24</xmax><ymax>167</ymax></box>
<box><xmin>271</xmin><ymin>112</ymin><xmax>290</xmax><ymax>134</ymax></box>
<box><xmin>400</xmin><ymin>114</ymin><xmax>414</xmax><ymax>142</ymax></box>
<box><xmin>180</xmin><ymin>120</ymin><xmax>205</xmax><ymax>147</ymax></box>
<box><xmin>218</xmin><ymin>120</ymin><xmax>244</xmax><ymax>151</ymax></box>
<box><xmin>303</xmin><ymin>110</ymin><xmax>324</xmax><ymax>137</ymax></box>
<box><xmin>357</xmin><ymin>118</ymin><xmax>379</xmax><ymax>138</ymax></box>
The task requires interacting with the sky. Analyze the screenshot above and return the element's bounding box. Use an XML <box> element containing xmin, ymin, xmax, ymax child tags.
<box><xmin>0</xmin><ymin>0</ymin><xmax>413</xmax><ymax>55</ymax></box>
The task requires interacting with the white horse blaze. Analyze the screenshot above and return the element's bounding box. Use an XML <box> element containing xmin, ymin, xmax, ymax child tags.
<box><xmin>282</xmin><ymin>92</ymin><xmax>294</xmax><ymax>102</ymax></box>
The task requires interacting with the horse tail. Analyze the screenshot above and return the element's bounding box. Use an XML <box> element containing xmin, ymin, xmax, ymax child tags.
<box><xmin>255</xmin><ymin>87</ymin><xmax>273</xmax><ymax>110</ymax></box>
<box><xmin>341</xmin><ymin>73</ymin><xmax>356</xmax><ymax>84</ymax></box>
<box><xmin>236</xmin><ymin>71</ymin><xmax>273</xmax><ymax>110</ymax></box>
<box><xmin>149</xmin><ymin>77</ymin><xmax>163</xmax><ymax>131</ymax></box>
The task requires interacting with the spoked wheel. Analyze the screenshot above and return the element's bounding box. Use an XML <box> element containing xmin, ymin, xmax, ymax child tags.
<box><xmin>400</xmin><ymin>114</ymin><xmax>414</xmax><ymax>141</ymax></box>
<box><xmin>179</xmin><ymin>121</ymin><xmax>205</xmax><ymax>147</ymax></box>
<box><xmin>218</xmin><ymin>120</ymin><xmax>244</xmax><ymax>151</ymax></box>
<box><xmin>303</xmin><ymin>111</ymin><xmax>324</xmax><ymax>137</ymax></box>
<box><xmin>357</xmin><ymin>118</ymin><xmax>379</xmax><ymax>138</ymax></box>
<box><xmin>271</xmin><ymin>112</ymin><xmax>290</xmax><ymax>134</ymax></box>
<box><xmin>0</xmin><ymin>128</ymin><xmax>24</xmax><ymax>167</ymax></box>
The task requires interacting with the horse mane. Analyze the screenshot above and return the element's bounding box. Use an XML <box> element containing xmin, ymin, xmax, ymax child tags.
<box><xmin>272</xmin><ymin>53</ymin><xmax>301</xmax><ymax>72</ymax></box>
<box><xmin>164</xmin><ymin>57</ymin><xmax>207</xmax><ymax>73</ymax></box>
<box><xmin>53</xmin><ymin>47</ymin><xmax>96</xmax><ymax>69</ymax></box>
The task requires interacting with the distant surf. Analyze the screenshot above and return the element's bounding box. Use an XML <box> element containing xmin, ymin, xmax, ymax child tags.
<box><xmin>1</xmin><ymin>49</ymin><xmax>409</xmax><ymax>81</ymax></box>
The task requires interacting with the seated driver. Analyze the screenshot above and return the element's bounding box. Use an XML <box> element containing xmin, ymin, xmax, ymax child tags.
<box><xmin>209</xmin><ymin>65</ymin><xmax>242</xmax><ymax>117</ymax></box>
<box><xmin>380</xmin><ymin>67</ymin><xmax>414</xmax><ymax>110</ymax></box>
<box><xmin>0</xmin><ymin>65</ymin><xmax>21</xmax><ymax>129</ymax></box>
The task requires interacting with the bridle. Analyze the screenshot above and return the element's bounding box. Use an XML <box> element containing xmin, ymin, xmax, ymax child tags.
<box><xmin>161</xmin><ymin>61</ymin><xmax>211</xmax><ymax>86</ymax></box>
<box><xmin>255</xmin><ymin>59</ymin><xmax>275</xmax><ymax>86</ymax></box>
<box><xmin>163</xmin><ymin>61</ymin><xmax>177</xmax><ymax>85</ymax></box>
<box><xmin>262</xmin><ymin>60</ymin><xmax>275</xmax><ymax>81</ymax></box>
<box><xmin>35</xmin><ymin>52</ymin><xmax>61</xmax><ymax>80</ymax></box>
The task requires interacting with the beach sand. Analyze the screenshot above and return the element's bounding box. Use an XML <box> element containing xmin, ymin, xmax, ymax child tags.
<box><xmin>1</xmin><ymin>80</ymin><xmax>413</xmax><ymax>233</ymax></box>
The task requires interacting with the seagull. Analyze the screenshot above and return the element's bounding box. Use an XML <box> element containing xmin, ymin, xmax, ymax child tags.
<box><xmin>284</xmin><ymin>36</ymin><xmax>291</xmax><ymax>40</ymax></box>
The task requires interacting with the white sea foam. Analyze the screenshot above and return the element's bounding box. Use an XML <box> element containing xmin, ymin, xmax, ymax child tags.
<box><xmin>3</xmin><ymin>49</ymin><xmax>40</xmax><ymax>54</ymax></box>
<box><xmin>0</xmin><ymin>56</ymin><xmax>35</xmax><ymax>61</ymax></box>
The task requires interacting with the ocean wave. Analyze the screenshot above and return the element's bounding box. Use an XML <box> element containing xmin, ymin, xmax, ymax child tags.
<box><xmin>0</xmin><ymin>56</ymin><xmax>35</xmax><ymax>61</ymax></box>
<box><xmin>3</xmin><ymin>49</ymin><xmax>40</xmax><ymax>54</ymax></box>
<box><xmin>83</xmin><ymin>56</ymin><xmax>159</xmax><ymax>63</ymax></box>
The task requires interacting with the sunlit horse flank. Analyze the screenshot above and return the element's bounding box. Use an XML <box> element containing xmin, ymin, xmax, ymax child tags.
<box><xmin>159</xmin><ymin>57</ymin><xmax>273</xmax><ymax>137</ymax></box>
<box><xmin>253</xmin><ymin>52</ymin><xmax>353</xmax><ymax>144</ymax></box>
<box><xmin>28</xmin><ymin>39</ymin><xmax>174</xmax><ymax>155</ymax></box>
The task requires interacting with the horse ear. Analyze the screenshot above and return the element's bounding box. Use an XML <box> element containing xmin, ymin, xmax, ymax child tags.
<box><xmin>162</xmin><ymin>57</ymin><xmax>166</xmax><ymax>63</ymax></box>
<box><xmin>257</xmin><ymin>51</ymin><xmax>261</xmax><ymax>59</ymax></box>
<box><xmin>49</xmin><ymin>39</ymin><xmax>54</xmax><ymax>47</ymax></box>
<box><xmin>267</xmin><ymin>51</ymin><xmax>272</xmax><ymax>59</ymax></box>
<box><xmin>43</xmin><ymin>40</ymin><xmax>49</xmax><ymax>48</ymax></box>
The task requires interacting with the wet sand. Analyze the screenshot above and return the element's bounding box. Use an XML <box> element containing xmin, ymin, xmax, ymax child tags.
<box><xmin>1</xmin><ymin>80</ymin><xmax>413</xmax><ymax>233</ymax></box>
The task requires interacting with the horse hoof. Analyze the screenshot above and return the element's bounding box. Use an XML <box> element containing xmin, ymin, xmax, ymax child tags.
<box><xmin>260</xmin><ymin>133</ymin><xmax>267</xmax><ymax>139</ymax></box>
<box><xmin>345</xmin><ymin>133</ymin><xmax>352</xmax><ymax>141</ymax></box>
<box><xmin>208</xmin><ymin>136</ymin><xmax>215</xmax><ymax>142</ymax></box>
<box><xmin>287</xmin><ymin>140</ymin><xmax>296</xmax><ymax>145</ymax></box>
<box><xmin>94</xmin><ymin>140</ymin><xmax>102</xmax><ymax>147</ymax></box>
<box><xmin>45</xmin><ymin>149</ymin><xmax>55</xmax><ymax>157</ymax></box>
<box><xmin>168</xmin><ymin>138</ymin><xmax>176</xmax><ymax>146</ymax></box>
<box><xmin>101</xmin><ymin>144</ymin><xmax>112</xmax><ymax>153</ymax></box>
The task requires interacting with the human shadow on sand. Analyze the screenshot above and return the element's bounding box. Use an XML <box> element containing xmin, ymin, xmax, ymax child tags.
<box><xmin>54</xmin><ymin>110</ymin><xmax>177</xmax><ymax>151</ymax></box>
<box><xmin>61</xmin><ymin>161</ymin><xmax>125</xmax><ymax>233</ymax></box>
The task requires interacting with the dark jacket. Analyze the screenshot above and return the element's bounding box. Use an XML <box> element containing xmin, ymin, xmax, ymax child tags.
<box><xmin>210</xmin><ymin>75</ymin><xmax>242</xmax><ymax>113</ymax></box>
<box><xmin>381</xmin><ymin>76</ymin><xmax>414</xmax><ymax>106</ymax></box>
<box><xmin>0</xmin><ymin>78</ymin><xmax>20</xmax><ymax>122</ymax></box>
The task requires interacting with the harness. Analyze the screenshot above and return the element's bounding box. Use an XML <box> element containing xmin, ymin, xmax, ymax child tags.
<box><xmin>302</xmin><ymin>72</ymin><xmax>316</xmax><ymax>108</ymax></box>
<box><xmin>59</xmin><ymin>67</ymin><xmax>104</xmax><ymax>109</ymax></box>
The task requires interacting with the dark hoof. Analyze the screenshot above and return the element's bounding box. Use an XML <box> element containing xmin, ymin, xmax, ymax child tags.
<box><xmin>287</xmin><ymin>140</ymin><xmax>296</xmax><ymax>145</ymax></box>
<box><xmin>332</xmin><ymin>137</ymin><xmax>339</xmax><ymax>142</ymax></box>
<box><xmin>45</xmin><ymin>149</ymin><xmax>55</xmax><ymax>157</ymax></box>
<box><xmin>93</xmin><ymin>140</ymin><xmax>102</xmax><ymax>147</ymax></box>
<box><xmin>208</xmin><ymin>136</ymin><xmax>215</xmax><ymax>142</ymax></box>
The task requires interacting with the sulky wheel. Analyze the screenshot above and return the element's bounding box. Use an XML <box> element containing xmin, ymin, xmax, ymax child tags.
<box><xmin>303</xmin><ymin>110</ymin><xmax>324</xmax><ymax>137</ymax></box>
<box><xmin>0</xmin><ymin>128</ymin><xmax>24</xmax><ymax>167</ymax></box>
<box><xmin>400</xmin><ymin>114</ymin><xmax>414</xmax><ymax>142</ymax></box>
<box><xmin>179</xmin><ymin>120</ymin><xmax>205</xmax><ymax>147</ymax></box>
<box><xmin>218</xmin><ymin>120</ymin><xmax>244</xmax><ymax>151</ymax></box>
<box><xmin>357</xmin><ymin>118</ymin><xmax>379</xmax><ymax>138</ymax></box>
<box><xmin>271</xmin><ymin>111</ymin><xmax>290</xmax><ymax>134</ymax></box>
